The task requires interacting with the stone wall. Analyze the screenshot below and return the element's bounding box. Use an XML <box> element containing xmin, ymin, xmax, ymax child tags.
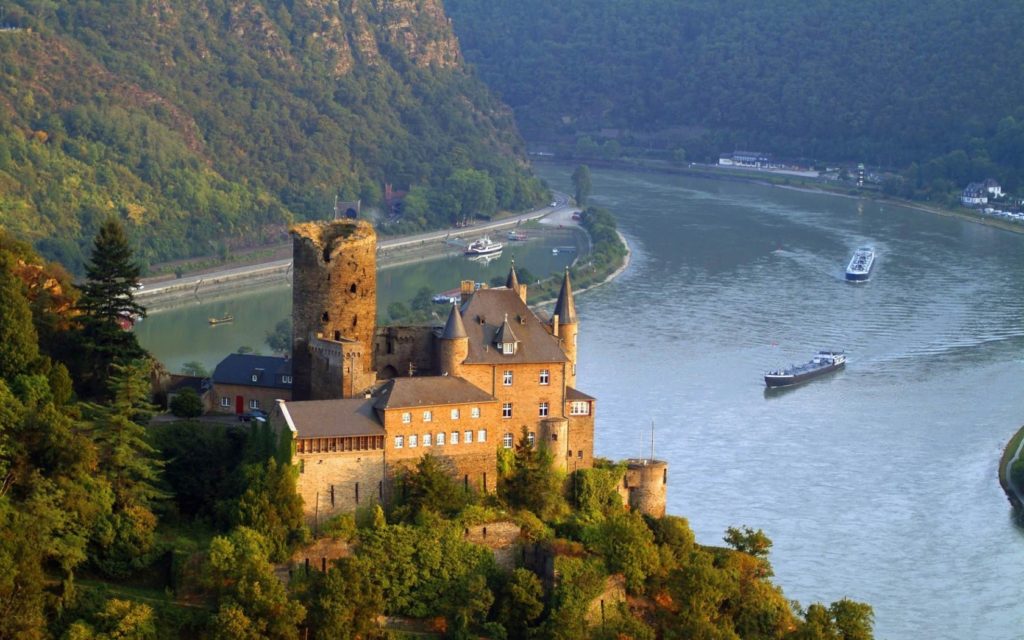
<box><xmin>291</xmin><ymin>220</ymin><xmax>377</xmax><ymax>400</ymax></box>
<box><xmin>295</xmin><ymin>450</ymin><xmax>386</xmax><ymax>525</ymax></box>
<box><xmin>374</xmin><ymin>325</ymin><xmax>436</xmax><ymax>379</ymax></box>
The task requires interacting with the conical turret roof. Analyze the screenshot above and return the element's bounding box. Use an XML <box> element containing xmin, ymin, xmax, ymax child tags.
<box><xmin>552</xmin><ymin>268</ymin><xmax>577</xmax><ymax>324</ymax></box>
<box><xmin>505</xmin><ymin>260</ymin><xmax>520</xmax><ymax>290</ymax></box>
<box><xmin>440</xmin><ymin>303</ymin><xmax>467</xmax><ymax>339</ymax></box>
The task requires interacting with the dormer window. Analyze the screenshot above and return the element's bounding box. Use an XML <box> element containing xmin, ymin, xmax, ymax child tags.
<box><xmin>494</xmin><ymin>313</ymin><xmax>519</xmax><ymax>356</ymax></box>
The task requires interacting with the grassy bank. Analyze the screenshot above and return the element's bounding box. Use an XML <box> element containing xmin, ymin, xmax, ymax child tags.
<box><xmin>998</xmin><ymin>425</ymin><xmax>1024</xmax><ymax>510</ymax></box>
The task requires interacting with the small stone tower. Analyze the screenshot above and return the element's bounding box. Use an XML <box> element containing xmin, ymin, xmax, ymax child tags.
<box><xmin>622</xmin><ymin>459</ymin><xmax>668</xmax><ymax>518</ymax></box>
<box><xmin>291</xmin><ymin>220</ymin><xmax>377</xmax><ymax>400</ymax></box>
<box><xmin>550</xmin><ymin>268</ymin><xmax>579</xmax><ymax>388</ymax></box>
<box><xmin>437</xmin><ymin>303</ymin><xmax>468</xmax><ymax>377</ymax></box>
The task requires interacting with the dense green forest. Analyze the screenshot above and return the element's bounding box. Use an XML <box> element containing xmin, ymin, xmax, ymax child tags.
<box><xmin>446</xmin><ymin>0</ymin><xmax>1024</xmax><ymax>197</ymax></box>
<box><xmin>1</xmin><ymin>224</ymin><xmax>874</xmax><ymax>639</ymax></box>
<box><xmin>0</xmin><ymin>0</ymin><xmax>546</xmax><ymax>273</ymax></box>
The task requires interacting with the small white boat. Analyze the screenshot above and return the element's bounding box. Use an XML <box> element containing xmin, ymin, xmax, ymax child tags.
<box><xmin>465</xmin><ymin>236</ymin><xmax>503</xmax><ymax>255</ymax></box>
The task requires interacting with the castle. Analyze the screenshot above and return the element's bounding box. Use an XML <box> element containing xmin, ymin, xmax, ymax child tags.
<box><xmin>273</xmin><ymin>219</ymin><xmax>662</xmax><ymax>522</ymax></box>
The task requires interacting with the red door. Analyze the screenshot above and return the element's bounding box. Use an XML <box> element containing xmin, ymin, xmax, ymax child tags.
<box><xmin>235</xmin><ymin>395</ymin><xmax>244</xmax><ymax>414</ymax></box>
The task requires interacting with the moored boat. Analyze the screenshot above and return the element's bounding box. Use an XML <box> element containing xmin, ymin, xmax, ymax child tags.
<box><xmin>765</xmin><ymin>350</ymin><xmax>846</xmax><ymax>388</ymax></box>
<box><xmin>846</xmin><ymin>246</ymin><xmax>875</xmax><ymax>281</ymax></box>
<box><xmin>465</xmin><ymin>236</ymin><xmax>503</xmax><ymax>255</ymax></box>
<box><xmin>209</xmin><ymin>314</ymin><xmax>234</xmax><ymax>325</ymax></box>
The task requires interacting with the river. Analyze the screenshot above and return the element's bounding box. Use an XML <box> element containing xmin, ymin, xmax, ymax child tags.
<box><xmin>138</xmin><ymin>165</ymin><xmax>1024</xmax><ymax>638</ymax></box>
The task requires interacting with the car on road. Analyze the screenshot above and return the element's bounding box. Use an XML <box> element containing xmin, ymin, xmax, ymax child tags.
<box><xmin>238</xmin><ymin>409</ymin><xmax>268</xmax><ymax>422</ymax></box>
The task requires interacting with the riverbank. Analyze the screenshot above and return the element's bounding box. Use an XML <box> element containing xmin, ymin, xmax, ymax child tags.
<box><xmin>536</xmin><ymin>156</ymin><xmax>1024</xmax><ymax>237</ymax></box>
<box><xmin>136</xmin><ymin>200</ymin><xmax>633</xmax><ymax>312</ymax></box>
<box><xmin>999</xmin><ymin>425</ymin><xmax>1024</xmax><ymax>510</ymax></box>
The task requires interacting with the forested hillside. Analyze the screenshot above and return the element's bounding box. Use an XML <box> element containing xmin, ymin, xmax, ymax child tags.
<box><xmin>447</xmin><ymin>0</ymin><xmax>1024</xmax><ymax>194</ymax></box>
<box><xmin>0</xmin><ymin>0</ymin><xmax>544</xmax><ymax>273</ymax></box>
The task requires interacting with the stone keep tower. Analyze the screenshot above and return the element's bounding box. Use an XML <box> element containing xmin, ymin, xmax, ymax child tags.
<box><xmin>291</xmin><ymin>220</ymin><xmax>377</xmax><ymax>400</ymax></box>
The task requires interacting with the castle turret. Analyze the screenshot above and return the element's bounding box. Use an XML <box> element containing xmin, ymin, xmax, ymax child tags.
<box><xmin>291</xmin><ymin>220</ymin><xmax>377</xmax><ymax>400</ymax></box>
<box><xmin>551</xmin><ymin>268</ymin><xmax>579</xmax><ymax>387</ymax></box>
<box><xmin>438</xmin><ymin>303</ymin><xmax>468</xmax><ymax>377</ymax></box>
<box><xmin>621</xmin><ymin>459</ymin><xmax>668</xmax><ymax>518</ymax></box>
<box><xmin>506</xmin><ymin>260</ymin><xmax>527</xmax><ymax>302</ymax></box>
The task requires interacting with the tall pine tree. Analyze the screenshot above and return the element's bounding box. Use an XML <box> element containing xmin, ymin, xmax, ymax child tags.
<box><xmin>75</xmin><ymin>219</ymin><xmax>147</xmax><ymax>398</ymax></box>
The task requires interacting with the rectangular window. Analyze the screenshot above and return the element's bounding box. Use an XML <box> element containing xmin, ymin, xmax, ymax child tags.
<box><xmin>402</xmin><ymin>411</ymin><xmax>411</xmax><ymax>424</ymax></box>
<box><xmin>539</xmin><ymin>402</ymin><xmax>549</xmax><ymax>417</ymax></box>
<box><xmin>502</xmin><ymin>343</ymin><xmax>514</xmax><ymax>355</ymax></box>
<box><xmin>464</xmin><ymin>430</ymin><xmax>473</xmax><ymax>444</ymax></box>
<box><xmin>570</xmin><ymin>401</ymin><xmax>590</xmax><ymax>416</ymax></box>
<box><xmin>282</xmin><ymin>375</ymin><xmax>293</xmax><ymax>384</ymax></box>
<box><xmin>437</xmin><ymin>432</ymin><xmax>445</xmax><ymax>446</ymax></box>
<box><xmin>451</xmin><ymin>431</ymin><xmax>459</xmax><ymax>445</ymax></box>
<box><xmin>503</xmin><ymin>432</ymin><xmax>514</xmax><ymax>449</ymax></box>
<box><xmin>423</xmin><ymin>433</ymin><xmax>432</xmax><ymax>447</ymax></box>
<box><xmin>540</xmin><ymin>369</ymin><xmax>550</xmax><ymax>385</ymax></box>
<box><xmin>503</xmin><ymin>370</ymin><xmax>513</xmax><ymax>386</ymax></box>
<box><xmin>527</xmin><ymin>432</ymin><xmax>535</xmax><ymax>446</ymax></box>
<box><xmin>249</xmin><ymin>399</ymin><xmax>260</xmax><ymax>409</ymax></box>
<box><xmin>502</xmin><ymin>402</ymin><xmax>513</xmax><ymax>418</ymax></box>
<box><xmin>394</xmin><ymin>435</ymin><xmax>404</xmax><ymax>449</ymax></box>
<box><xmin>471</xmin><ymin>407</ymin><xmax>481</xmax><ymax>419</ymax></box>
<box><xmin>477</xmin><ymin>429</ymin><xmax>487</xmax><ymax>443</ymax></box>
<box><xmin>451</xmin><ymin>408</ymin><xmax>460</xmax><ymax>420</ymax></box>
<box><xmin>409</xmin><ymin>434</ymin><xmax>418</xmax><ymax>448</ymax></box>
<box><xmin>423</xmin><ymin>410</ymin><xmax>432</xmax><ymax>423</ymax></box>
<box><xmin>220</xmin><ymin>397</ymin><xmax>230</xmax><ymax>408</ymax></box>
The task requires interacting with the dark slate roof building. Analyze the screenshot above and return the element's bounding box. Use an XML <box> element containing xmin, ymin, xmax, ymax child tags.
<box><xmin>212</xmin><ymin>353</ymin><xmax>293</xmax><ymax>390</ymax></box>
<box><xmin>459</xmin><ymin>288</ymin><xmax>568</xmax><ymax>365</ymax></box>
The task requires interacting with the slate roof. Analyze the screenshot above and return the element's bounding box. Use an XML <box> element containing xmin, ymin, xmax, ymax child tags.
<box><xmin>566</xmin><ymin>387</ymin><xmax>596</xmax><ymax>401</ymax></box>
<box><xmin>212</xmin><ymin>353</ymin><xmax>292</xmax><ymax>390</ymax></box>
<box><xmin>459</xmin><ymin>289</ymin><xmax>568</xmax><ymax>365</ymax></box>
<box><xmin>374</xmin><ymin>376</ymin><xmax>495</xmax><ymax>410</ymax></box>
<box><xmin>280</xmin><ymin>398</ymin><xmax>384</xmax><ymax>438</ymax></box>
<box><xmin>440</xmin><ymin>303</ymin><xmax>467</xmax><ymax>339</ymax></box>
<box><xmin>505</xmin><ymin>262</ymin><xmax>520</xmax><ymax>290</ymax></box>
<box><xmin>552</xmin><ymin>270</ymin><xmax>578</xmax><ymax>324</ymax></box>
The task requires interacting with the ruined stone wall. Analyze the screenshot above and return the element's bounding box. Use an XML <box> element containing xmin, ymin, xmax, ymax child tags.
<box><xmin>374</xmin><ymin>326</ymin><xmax>437</xmax><ymax>379</ymax></box>
<box><xmin>295</xmin><ymin>450</ymin><xmax>386</xmax><ymax>525</ymax></box>
<box><xmin>291</xmin><ymin>220</ymin><xmax>377</xmax><ymax>400</ymax></box>
<box><xmin>623</xmin><ymin>459</ymin><xmax>668</xmax><ymax>518</ymax></box>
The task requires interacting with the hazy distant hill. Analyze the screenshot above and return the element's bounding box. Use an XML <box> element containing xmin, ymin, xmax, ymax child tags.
<box><xmin>447</xmin><ymin>0</ymin><xmax>1024</xmax><ymax>194</ymax></box>
<box><xmin>0</xmin><ymin>0</ymin><xmax>541</xmax><ymax>272</ymax></box>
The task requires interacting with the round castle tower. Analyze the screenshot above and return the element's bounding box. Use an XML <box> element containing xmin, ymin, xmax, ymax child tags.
<box><xmin>550</xmin><ymin>268</ymin><xmax>579</xmax><ymax>388</ymax></box>
<box><xmin>438</xmin><ymin>303</ymin><xmax>468</xmax><ymax>377</ymax></box>
<box><xmin>291</xmin><ymin>220</ymin><xmax>377</xmax><ymax>400</ymax></box>
<box><xmin>622</xmin><ymin>459</ymin><xmax>668</xmax><ymax>518</ymax></box>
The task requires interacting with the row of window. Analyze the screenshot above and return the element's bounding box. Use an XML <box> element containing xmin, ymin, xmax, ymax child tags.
<box><xmin>502</xmin><ymin>369</ymin><xmax>550</xmax><ymax>386</ymax></box>
<box><xmin>220</xmin><ymin>397</ymin><xmax>261</xmax><ymax>410</ymax></box>
<box><xmin>297</xmin><ymin>435</ymin><xmax>384</xmax><ymax>453</ymax></box>
<box><xmin>399</xmin><ymin>400</ymin><xmax>586</xmax><ymax>424</ymax></box>
<box><xmin>395</xmin><ymin>429</ymin><xmax>487</xmax><ymax>449</ymax></box>
<box><xmin>402</xmin><ymin>406</ymin><xmax>481</xmax><ymax>424</ymax></box>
